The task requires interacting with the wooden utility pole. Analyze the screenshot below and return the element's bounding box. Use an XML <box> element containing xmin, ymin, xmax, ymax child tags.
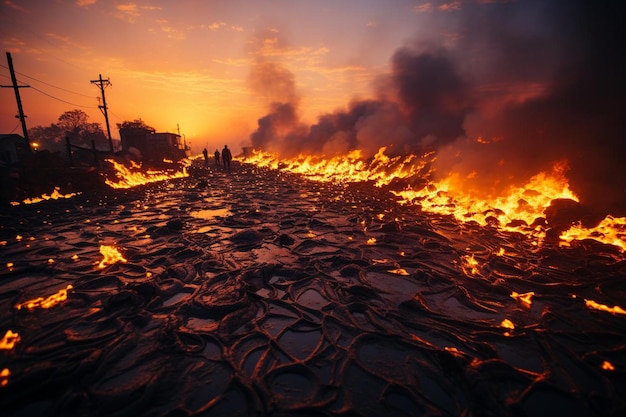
<box><xmin>90</xmin><ymin>74</ymin><xmax>114</xmax><ymax>153</ymax></box>
<box><xmin>1</xmin><ymin>52</ymin><xmax>31</xmax><ymax>151</ymax></box>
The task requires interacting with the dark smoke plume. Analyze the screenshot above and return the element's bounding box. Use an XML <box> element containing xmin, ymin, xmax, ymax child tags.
<box><xmin>248</xmin><ymin>1</ymin><xmax>625</xmax><ymax>215</ymax></box>
<box><xmin>437</xmin><ymin>0</ymin><xmax>626</xmax><ymax>215</ymax></box>
<box><xmin>249</xmin><ymin>47</ymin><xmax>471</xmax><ymax>157</ymax></box>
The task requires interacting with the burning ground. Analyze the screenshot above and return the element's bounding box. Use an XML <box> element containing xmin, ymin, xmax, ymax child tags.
<box><xmin>0</xmin><ymin>160</ymin><xmax>625</xmax><ymax>416</ymax></box>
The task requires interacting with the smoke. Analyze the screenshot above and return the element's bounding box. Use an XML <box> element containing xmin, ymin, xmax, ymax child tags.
<box><xmin>437</xmin><ymin>0</ymin><xmax>626</xmax><ymax>214</ymax></box>
<box><xmin>248</xmin><ymin>46</ymin><xmax>471</xmax><ymax>158</ymax></box>
<box><xmin>248</xmin><ymin>1</ymin><xmax>626</xmax><ymax>214</ymax></box>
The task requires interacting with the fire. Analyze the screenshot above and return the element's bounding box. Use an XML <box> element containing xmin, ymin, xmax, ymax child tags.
<box><xmin>10</xmin><ymin>187</ymin><xmax>78</xmax><ymax>206</ymax></box>
<box><xmin>584</xmin><ymin>299</ymin><xmax>626</xmax><ymax>315</ymax></box>
<box><xmin>97</xmin><ymin>245</ymin><xmax>127</xmax><ymax>268</ymax></box>
<box><xmin>15</xmin><ymin>284</ymin><xmax>73</xmax><ymax>310</ymax></box>
<box><xmin>560</xmin><ymin>215</ymin><xmax>626</xmax><ymax>252</ymax></box>
<box><xmin>602</xmin><ymin>361</ymin><xmax>615</xmax><ymax>371</ymax></box>
<box><xmin>239</xmin><ymin>147</ymin><xmax>431</xmax><ymax>187</ymax></box>
<box><xmin>241</xmin><ymin>147</ymin><xmax>625</xmax><ymax>251</ymax></box>
<box><xmin>103</xmin><ymin>158</ymin><xmax>189</xmax><ymax>189</ymax></box>
<box><xmin>0</xmin><ymin>330</ymin><xmax>20</xmax><ymax>350</ymax></box>
<box><xmin>393</xmin><ymin>162</ymin><xmax>578</xmax><ymax>245</ymax></box>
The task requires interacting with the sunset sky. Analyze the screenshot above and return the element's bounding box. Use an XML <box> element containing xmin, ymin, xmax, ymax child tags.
<box><xmin>1</xmin><ymin>0</ymin><xmax>451</xmax><ymax>152</ymax></box>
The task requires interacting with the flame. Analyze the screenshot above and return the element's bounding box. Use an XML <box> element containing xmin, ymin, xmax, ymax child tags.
<box><xmin>393</xmin><ymin>162</ymin><xmax>578</xmax><ymax>245</ymax></box>
<box><xmin>241</xmin><ymin>148</ymin><xmax>625</xmax><ymax>251</ymax></box>
<box><xmin>10</xmin><ymin>187</ymin><xmax>78</xmax><ymax>206</ymax></box>
<box><xmin>239</xmin><ymin>147</ymin><xmax>431</xmax><ymax>187</ymax></box>
<box><xmin>585</xmin><ymin>299</ymin><xmax>626</xmax><ymax>315</ymax></box>
<box><xmin>103</xmin><ymin>158</ymin><xmax>190</xmax><ymax>189</ymax></box>
<box><xmin>97</xmin><ymin>245</ymin><xmax>127</xmax><ymax>269</ymax></box>
<box><xmin>15</xmin><ymin>284</ymin><xmax>73</xmax><ymax>310</ymax></box>
<box><xmin>602</xmin><ymin>361</ymin><xmax>615</xmax><ymax>371</ymax></box>
<box><xmin>0</xmin><ymin>330</ymin><xmax>20</xmax><ymax>350</ymax></box>
<box><xmin>511</xmin><ymin>291</ymin><xmax>534</xmax><ymax>308</ymax></box>
<box><xmin>560</xmin><ymin>215</ymin><xmax>626</xmax><ymax>252</ymax></box>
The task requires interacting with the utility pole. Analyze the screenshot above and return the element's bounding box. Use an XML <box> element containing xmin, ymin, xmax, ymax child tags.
<box><xmin>90</xmin><ymin>74</ymin><xmax>113</xmax><ymax>153</ymax></box>
<box><xmin>1</xmin><ymin>52</ymin><xmax>31</xmax><ymax>151</ymax></box>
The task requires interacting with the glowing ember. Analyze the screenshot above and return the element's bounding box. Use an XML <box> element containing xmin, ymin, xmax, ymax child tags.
<box><xmin>585</xmin><ymin>299</ymin><xmax>626</xmax><ymax>315</ymax></box>
<box><xmin>97</xmin><ymin>245</ymin><xmax>127</xmax><ymax>268</ymax></box>
<box><xmin>602</xmin><ymin>361</ymin><xmax>616</xmax><ymax>371</ymax></box>
<box><xmin>1</xmin><ymin>368</ymin><xmax>9</xmax><ymax>387</ymax></box>
<box><xmin>560</xmin><ymin>215</ymin><xmax>626</xmax><ymax>252</ymax></box>
<box><xmin>388</xmin><ymin>268</ymin><xmax>410</xmax><ymax>276</ymax></box>
<box><xmin>462</xmin><ymin>254</ymin><xmax>480</xmax><ymax>276</ymax></box>
<box><xmin>511</xmin><ymin>291</ymin><xmax>534</xmax><ymax>308</ymax></box>
<box><xmin>0</xmin><ymin>330</ymin><xmax>20</xmax><ymax>350</ymax></box>
<box><xmin>11</xmin><ymin>187</ymin><xmax>78</xmax><ymax>206</ymax></box>
<box><xmin>103</xmin><ymin>159</ymin><xmax>189</xmax><ymax>189</ymax></box>
<box><xmin>15</xmin><ymin>284</ymin><xmax>73</xmax><ymax>310</ymax></box>
<box><xmin>501</xmin><ymin>319</ymin><xmax>515</xmax><ymax>336</ymax></box>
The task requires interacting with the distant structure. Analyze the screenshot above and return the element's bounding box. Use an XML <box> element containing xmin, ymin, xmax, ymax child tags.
<box><xmin>118</xmin><ymin>122</ymin><xmax>188</xmax><ymax>164</ymax></box>
<box><xmin>0</xmin><ymin>134</ymin><xmax>30</xmax><ymax>167</ymax></box>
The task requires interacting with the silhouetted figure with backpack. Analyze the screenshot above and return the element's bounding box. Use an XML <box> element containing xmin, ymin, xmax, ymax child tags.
<box><xmin>214</xmin><ymin>149</ymin><xmax>220</xmax><ymax>166</ymax></box>
<box><xmin>222</xmin><ymin>145</ymin><xmax>232</xmax><ymax>170</ymax></box>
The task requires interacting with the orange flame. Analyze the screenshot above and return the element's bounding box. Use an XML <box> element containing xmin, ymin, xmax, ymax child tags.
<box><xmin>241</xmin><ymin>147</ymin><xmax>625</xmax><ymax>251</ymax></box>
<box><xmin>560</xmin><ymin>215</ymin><xmax>626</xmax><ymax>252</ymax></box>
<box><xmin>97</xmin><ymin>245</ymin><xmax>127</xmax><ymax>268</ymax></box>
<box><xmin>0</xmin><ymin>330</ymin><xmax>20</xmax><ymax>350</ymax></box>
<box><xmin>15</xmin><ymin>284</ymin><xmax>73</xmax><ymax>310</ymax></box>
<box><xmin>10</xmin><ymin>187</ymin><xmax>78</xmax><ymax>206</ymax></box>
<box><xmin>602</xmin><ymin>361</ymin><xmax>616</xmax><ymax>371</ymax></box>
<box><xmin>103</xmin><ymin>158</ymin><xmax>190</xmax><ymax>189</ymax></box>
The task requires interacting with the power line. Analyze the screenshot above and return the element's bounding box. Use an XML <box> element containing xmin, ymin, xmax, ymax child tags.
<box><xmin>8</xmin><ymin>120</ymin><xmax>21</xmax><ymax>134</ymax></box>
<box><xmin>0</xmin><ymin>63</ymin><xmax>94</xmax><ymax>98</ymax></box>
<box><xmin>29</xmin><ymin>85</ymin><xmax>97</xmax><ymax>109</ymax></box>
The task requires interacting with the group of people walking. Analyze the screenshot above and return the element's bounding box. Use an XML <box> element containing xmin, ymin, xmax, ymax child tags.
<box><xmin>202</xmin><ymin>145</ymin><xmax>232</xmax><ymax>170</ymax></box>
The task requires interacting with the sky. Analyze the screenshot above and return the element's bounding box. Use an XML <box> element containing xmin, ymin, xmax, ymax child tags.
<box><xmin>1</xmin><ymin>0</ymin><xmax>625</xmax><ymax>213</ymax></box>
<box><xmin>1</xmin><ymin>0</ymin><xmax>431</xmax><ymax>150</ymax></box>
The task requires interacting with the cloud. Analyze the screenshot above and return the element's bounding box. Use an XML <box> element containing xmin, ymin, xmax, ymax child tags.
<box><xmin>113</xmin><ymin>2</ymin><xmax>160</xmax><ymax>23</ymax></box>
<box><xmin>76</xmin><ymin>0</ymin><xmax>96</xmax><ymax>7</ymax></box>
<box><xmin>4</xmin><ymin>0</ymin><xmax>29</xmax><ymax>13</ymax></box>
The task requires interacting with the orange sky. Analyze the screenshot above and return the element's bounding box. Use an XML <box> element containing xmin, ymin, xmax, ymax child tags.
<box><xmin>0</xmin><ymin>0</ymin><xmax>449</xmax><ymax>153</ymax></box>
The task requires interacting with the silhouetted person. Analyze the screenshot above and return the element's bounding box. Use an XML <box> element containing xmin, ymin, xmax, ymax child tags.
<box><xmin>214</xmin><ymin>149</ymin><xmax>220</xmax><ymax>165</ymax></box>
<box><xmin>222</xmin><ymin>145</ymin><xmax>232</xmax><ymax>170</ymax></box>
<box><xmin>202</xmin><ymin>148</ymin><xmax>208</xmax><ymax>166</ymax></box>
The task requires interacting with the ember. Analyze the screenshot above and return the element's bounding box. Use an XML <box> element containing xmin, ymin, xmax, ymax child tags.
<box><xmin>14</xmin><ymin>285</ymin><xmax>73</xmax><ymax>310</ymax></box>
<box><xmin>97</xmin><ymin>245</ymin><xmax>127</xmax><ymax>268</ymax></box>
<box><xmin>0</xmin><ymin>330</ymin><xmax>20</xmax><ymax>350</ymax></box>
<box><xmin>585</xmin><ymin>299</ymin><xmax>626</xmax><ymax>315</ymax></box>
<box><xmin>9</xmin><ymin>187</ymin><xmax>78</xmax><ymax>206</ymax></box>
